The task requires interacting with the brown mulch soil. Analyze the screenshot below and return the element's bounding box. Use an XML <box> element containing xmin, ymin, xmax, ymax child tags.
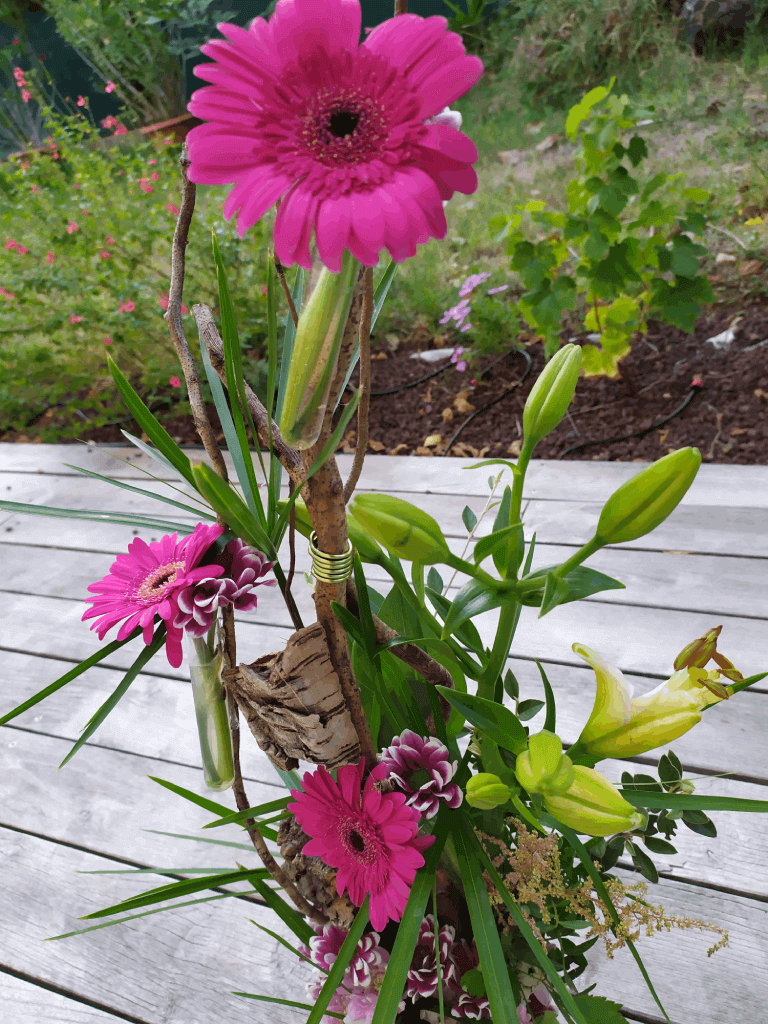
<box><xmin>6</xmin><ymin>296</ymin><xmax>768</xmax><ymax>465</ymax></box>
<box><xmin>344</xmin><ymin>296</ymin><xmax>768</xmax><ymax>464</ymax></box>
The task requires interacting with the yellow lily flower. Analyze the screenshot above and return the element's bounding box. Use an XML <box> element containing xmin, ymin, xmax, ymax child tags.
<box><xmin>573</xmin><ymin>642</ymin><xmax>733</xmax><ymax>759</ymax></box>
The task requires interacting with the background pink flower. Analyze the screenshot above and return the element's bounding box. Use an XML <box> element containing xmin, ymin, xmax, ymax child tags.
<box><xmin>67</xmin><ymin>221</ymin><xmax>79</xmax><ymax>234</ymax></box>
<box><xmin>168</xmin><ymin>375</ymin><xmax>181</xmax><ymax>388</ymax></box>
<box><xmin>119</xmin><ymin>299</ymin><xmax>135</xmax><ymax>313</ymax></box>
<box><xmin>105</xmin><ymin>80</ymin><xmax>115</xmax><ymax>93</ymax></box>
<box><xmin>103</xmin><ymin>336</ymin><xmax>113</xmax><ymax>345</ymax></box>
<box><xmin>45</xmin><ymin>251</ymin><xmax>54</xmax><ymax>263</ymax></box>
<box><xmin>186</xmin><ymin>0</ymin><xmax>483</xmax><ymax>271</ymax></box>
<box><xmin>31</xmin><ymin>183</ymin><xmax>40</xmax><ymax>194</ymax></box>
<box><xmin>70</xmin><ymin>314</ymin><xmax>83</xmax><ymax>324</ymax></box>
<box><xmin>160</xmin><ymin>292</ymin><xmax>187</xmax><ymax>314</ymax></box>
<box><xmin>0</xmin><ymin>287</ymin><xmax>16</xmax><ymax>300</ymax></box>
<box><xmin>100</xmin><ymin>250</ymin><xmax>111</xmax><ymax>259</ymax></box>
<box><xmin>113</xmin><ymin>125</ymin><xmax>127</xmax><ymax>136</ymax></box>
<box><xmin>21</xmin><ymin>89</ymin><xmax>30</xmax><ymax>103</ymax></box>
<box><xmin>147</xmin><ymin>158</ymin><xmax>157</xmax><ymax>165</ymax></box>
<box><xmin>165</xmin><ymin>202</ymin><xmax>180</xmax><ymax>215</ymax></box>
<box><xmin>76</xmin><ymin>95</ymin><xmax>85</xmax><ymax>106</ymax></box>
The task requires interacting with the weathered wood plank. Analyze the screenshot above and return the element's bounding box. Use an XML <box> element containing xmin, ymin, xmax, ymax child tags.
<box><xmin>3</xmin><ymin>444</ymin><xmax>768</xmax><ymax>508</ymax></box>
<box><xmin>0</xmin><ymin>973</ymin><xmax>127</xmax><ymax>1024</ymax></box>
<box><xmin>581</xmin><ymin>868</ymin><xmax>768</xmax><ymax>1024</ymax></box>
<box><xmin>0</xmin><ymin>828</ymin><xmax>315</xmax><ymax>1024</ymax></box>
<box><xmin>3</xmin><ymin>654</ymin><xmax>767</xmax><ymax>896</ymax></box>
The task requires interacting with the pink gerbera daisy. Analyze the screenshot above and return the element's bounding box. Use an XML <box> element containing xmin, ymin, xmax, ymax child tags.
<box><xmin>288</xmin><ymin>758</ymin><xmax>434</xmax><ymax>931</ymax></box>
<box><xmin>82</xmin><ymin>523</ymin><xmax>224</xmax><ymax>667</ymax></box>
<box><xmin>186</xmin><ymin>0</ymin><xmax>483</xmax><ymax>272</ymax></box>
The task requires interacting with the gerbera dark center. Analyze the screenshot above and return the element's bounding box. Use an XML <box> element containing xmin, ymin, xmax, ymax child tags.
<box><xmin>133</xmin><ymin>559</ymin><xmax>186</xmax><ymax>603</ymax></box>
<box><xmin>327</xmin><ymin>109</ymin><xmax>359</xmax><ymax>138</ymax></box>
<box><xmin>349</xmin><ymin>829</ymin><xmax>366</xmax><ymax>853</ymax></box>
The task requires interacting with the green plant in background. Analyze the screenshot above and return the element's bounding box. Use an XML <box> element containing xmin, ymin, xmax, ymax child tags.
<box><xmin>38</xmin><ymin>0</ymin><xmax>235</xmax><ymax>126</ymax></box>
<box><xmin>0</xmin><ymin>105</ymin><xmax>273</xmax><ymax>437</ymax></box>
<box><xmin>489</xmin><ymin>79</ymin><xmax>716</xmax><ymax>375</ymax></box>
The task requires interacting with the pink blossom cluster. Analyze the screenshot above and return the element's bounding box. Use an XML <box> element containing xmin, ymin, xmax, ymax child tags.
<box><xmin>70</xmin><ymin>314</ymin><xmax>82</xmax><ymax>324</ymax></box>
<box><xmin>100</xmin><ymin>114</ymin><xmax>127</xmax><ymax>135</ymax></box>
<box><xmin>159</xmin><ymin>292</ymin><xmax>187</xmax><ymax>315</ymax></box>
<box><xmin>105</xmin><ymin>80</ymin><xmax>115</xmax><ymax>93</ymax></box>
<box><xmin>118</xmin><ymin>299</ymin><xmax>135</xmax><ymax>313</ymax></box>
<box><xmin>0</xmin><ymin>287</ymin><xmax>16</xmax><ymax>300</ymax></box>
<box><xmin>165</xmin><ymin>202</ymin><xmax>180</xmax><ymax>216</ymax></box>
<box><xmin>83</xmin><ymin>528</ymin><xmax>275</xmax><ymax>668</ymax></box>
<box><xmin>67</xmin><ymin>221</ymin><xmax>79</xmax><ymax>234</ymax></box>
<box><xmin>138</xmin><ymin>177</ymin><xmax>154</xmax><ymax>194</ymax></box>
<box><xmin>5</xmin><ymin>238</ymin><xmax>29</xmax><ymax>254</ymax></box>
<box><xmin>13</xmin><ymin>65</ymin><xmax>31</xmax><ymax>103</ymax></box>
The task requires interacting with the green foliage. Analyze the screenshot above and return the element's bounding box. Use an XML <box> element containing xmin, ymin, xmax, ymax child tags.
<box><xmin>0</xmin><ymin>108</ymin><xmax>270</xmax><ymax>437</ymax></box>
<box><xmin>489</xmin><ymin>80</ymin><xmax>715</xmax><ymax>372</ymax></box>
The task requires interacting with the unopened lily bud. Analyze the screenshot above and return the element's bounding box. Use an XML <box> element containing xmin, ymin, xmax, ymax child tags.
<box><xmin>594</xmin><ymin>447</ymin><xmax>701</xmax><ymax>545</ymax></box>
<box><xmin>279</xmin><ymin>249</ymin><xmax>360</xmax><ymax>450</ymax></box>
<box><xmin>466</xmin><ymin>773</ymin><xmax>513</xmax><ymax>810</ymax></box>
<box><xmin>674</xmin><ymin>626</ymin><xmax>722</xmax><ymax>671</ymax></box>
<box><xmin>522</xmin><ymin>344</ymin><xmax>582</xmax><ymax>447</ymax></box>
<box><xmin>515</xmin><ymin>730</ymin><xmax>575</xmax><ymax>796</ymax></box>
<box><xmin>349</xmin><ymin>494</ymin><xmax>451</xmax><ymax>564</ymax></box>
<box><xmin>543</xmin><ymin>765</ymin><xmax>646</xmax><ymax>837</ymax></box>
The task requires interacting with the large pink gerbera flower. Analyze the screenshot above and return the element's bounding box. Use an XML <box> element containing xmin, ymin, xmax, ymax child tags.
<box><xmin>83</xmin><ymin>523</ymin><xmax>224</xmax><ymax>668</ymax></box>
<box><xmin>186</xmin><ymin>0</ymin><xmax>483</xmax><ymax>271</ymax></box>
<box><xmin>288</xmin><ymin>758</ymin><xmax>435</xmax><ymax>931</ymax></box>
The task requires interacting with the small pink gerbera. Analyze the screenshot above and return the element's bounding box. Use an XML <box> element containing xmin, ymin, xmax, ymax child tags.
<box><xmin>83</xmin><ymin>523</ymin><xmax>224</xmax><ymax>668</ymax></box>
<box><xmin>186</xmin><ymin>0</ymin><xmax>483</xmax><ymax>272</ymax></box>
<box><xmin>289</xmin><ymin>758</ymin><xmax>434</xmax><ymax>931</ymax></box>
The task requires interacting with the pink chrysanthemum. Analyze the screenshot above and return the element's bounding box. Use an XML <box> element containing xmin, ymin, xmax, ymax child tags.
<box><xmin>302</xmin><ymin>923</ymin><xmax>389</xmax><ymax>989</ymax></box>
<box><xmin>288</xmin><ymin>758</ymin><xmax>434</xmax><ymax>931</ymax></box>
<box><xmin>380</xmin><ymin>729</ymin><xmax>462</xmax><ymax>819</ymax></box>
<box><xmin>517</xmin><ymin>988</ymin><xmax>557</xmax><ymax>1023</ymax></box>
<box><xmin>82</xmin><ymin>523</ymin><xmax>224</xmax><ymax>668</ymax></box>
<box><xmin>186</xmin><ymin>0</ymin><xmax>482</xmax><ymax>272</ymax></box>
<box><xmin>447</xmin><ymin>939</ymin><xmax>491</xmax><ymax>1020</ymax></box>
<box><xmin>406</xmin><ymin>914</ymin><xmax>456</xmax><ymax>1001</ymax></box>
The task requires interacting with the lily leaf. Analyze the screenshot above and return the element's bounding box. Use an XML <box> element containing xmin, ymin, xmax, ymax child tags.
<box><xmin>440</xmin><ymin>578</ymin><xmax>514</xmax><ymax>640</ymax></box>
<box><xmin>436</xmin><ymin>688</ymin><xmax>528</xmax><ymax>754</ymax></box>
<box><xmin>520</xmin><ymin>564</ymin><xmax>625</xmax><ymax>608</ymax></box>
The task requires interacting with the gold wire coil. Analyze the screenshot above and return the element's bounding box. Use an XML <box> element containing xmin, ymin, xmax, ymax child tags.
<box><xmin>308</xmin><ymin>532</ymin><xmax>354</xmax><ymax>583</ymax></box>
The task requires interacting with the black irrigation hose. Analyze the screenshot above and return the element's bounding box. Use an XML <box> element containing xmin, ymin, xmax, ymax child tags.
<box><xmin>369</xmin><ymin>348</ymin><xmax>512</xmax><ymax>397</ymax></box>
<box><xmin>441</xmin><ymin>349</ymin><xmax>534</xmax><ymax>455</ymax></box>
<box><xmin>556</xmin><ymin>380</ymin><xmax>704</xmax><ymax>460</ymax></box>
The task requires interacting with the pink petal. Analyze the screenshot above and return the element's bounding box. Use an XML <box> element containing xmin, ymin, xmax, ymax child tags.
<box><xmin>417</xmin><ymin>55</ymin><xmax>484</xmax><ymax>121</ymax></box>
<box><xmin>314</xmin><ymin>194</ymin><xmax>353</xmax><ymax>273</ymax></box>
<box><xmin>274</xmin><ymin>183</ymin><xmax>319</xmax><ymax>268</ymax></box>
<box><xmin>268</xmin><ymin>0</ymin><xmax>361</xmax><ymax>67</ymax></box>
<box><xmin>232</xmin><ymin>170</ymin><xmax>294</xmax><ymax>235</ymax></box>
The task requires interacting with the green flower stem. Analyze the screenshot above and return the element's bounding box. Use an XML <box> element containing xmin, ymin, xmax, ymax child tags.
<box><xmin>185</xmin><ymin>632</ymin><xmax>235</xmax><ymax>792</ymax></box>
<box><xmin>515</xmin><ymin>535</ymin><xmax>603</xmax><ymax>594</ymax></box>
<box><xmin>444</xmin><ymin>552</ymin><xmax>500</xmax><ymax>588</ymax></box>
<box><xmin>511</xmin><ymin>795</ymin><xmax>547</xmax><ymax>835</ymax></box>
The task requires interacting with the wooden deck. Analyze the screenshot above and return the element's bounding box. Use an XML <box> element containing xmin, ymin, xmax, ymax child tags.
<box><xmin>0</xmin><ymin>442</ymin><xmax>766</xmax><ymax>1024</ymax></box>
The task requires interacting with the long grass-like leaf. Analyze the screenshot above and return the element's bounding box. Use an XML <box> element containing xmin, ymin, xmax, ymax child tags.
<box><xmin>265</xmin><ymin>258</ymin><xmax>281</xmax><ymax>519</ymax></box>
<box><xmin>0</xmin><ymin>500</ymin><xmax>192</xmax><ymax>534</ymax></box>
<box><xmin>471</xmin><ymin>833</ymin><xmax>589</xmax><ymax>1024</ymax></box>
<box><xmin>108</xmin><ymin>357</ymin><xmax>196</xmax><ymax>487</ymax></box>
<box><xmin>198</xmin><ymin>320</ymin><xmax>263</xmax><ymax>520</ymax></box>
<box><xmin>202</xmin><ymin>797</ymin><xmax>290</xmax><ymax>829</ymax></box>
<box><xmin>306</xmin><ymin>899</ymin><xmax>370</xmax><ymax>1024</ymax></box>
<box><xmin>146</xmin><ymin>777</ymin><xmax>234</xmax><ymax>817</ymax></box>
<box><xmin>0</xmin><ymin>626</ymin><xmax>143</xmax><ymax>726</ymax></box>
<box><xmin>250</xmin><ymin>920</ymin><xmax>325</xmax><ymax>971</ymax></box>
<box><xmin>58</xmin><ymin>627</ymin><xmax>167</xmax><ymax>769</ymax></box>
<box><xmin>120</xmin><ymin>431</ymin><xmax>198</xmax><ymax>489</ymax></box>
<box><xmin>620</xmin><ymin>792</ymin><xmax>768</xmax><ymax>813</ymax></box>
<box><xmin>554</xmin><ymin>821</ymin><xmax>672</xmax><ymax>1024</ymax></box>
<box><xmin>453</xmin><ymin>825</ymin><xmax>520</xmax><ymax>1024</ymax></box>
<box><xmin>63</xmin><ymin>464</ymin><xmax>216</xmax><ymax>520</ymax></box>
<box><xmin>212</xmin><ymin>234</ymin><xmax>267</xmax><ymax>523</ymax></box>
<box><xmin>143</xmin><ymin>830</ymin><xmax>255</xmax><ymax>853</ymax></box>
<box><xmin>47</xmin><ymin>890</ymin><xmax>258</xmax><ymax>941</ymax></box>
<box><xmin>275</xmin><ymin>268</ymin><xmax>305</xmax><ymax>421</ymax></box>
<box><xmin>252</xmin><ymin>878</ymin><xmax>314</xmax><ymax>946</ymax></box>
<box><xmin>80</xmin><ymin>867</ymin><xmax>267</xmax><ymax>920</ymax></box>
<box><xmin>233</xmin><ymin>993</ymin><xmax>343</xmax><ymax>1018</ymax></box>
<box><xmin>372</xmin><ymin>808</ymin><xmax>452</xmax><ymax>1024</ymax></box>
<box><xmin>193</xmin><ymin>462</ymin><xmax>275</xmax><ymax>557</ymax></box>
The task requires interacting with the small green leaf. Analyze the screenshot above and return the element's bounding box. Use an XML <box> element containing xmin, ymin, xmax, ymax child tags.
<box><xmin>517</xmin><ymin>698</ymin><xmax>545</xmax><ymax>721</ymax></box>
<box><xmin>436</xmin><ymin>688</ymin><xmax>527</xmax><ymax>754</ymax></box>
<box><xmin>503</xmin><ymin>669</ymin><xmax>519</xmax><ymax>701</ymax></box>
<box><xmin>440</xmin><ymin>578</ymin><xmax>513</xmax><ymax>639</ymax></box>
<box><xmin>573</xmin><ymin>994</ymin><xmax>628</xmax><ymax>1024</ymax></box>
<box><xmin>539</xmin><ymin>572</ymin><xmax>570</xmax><ymax>617</ymax></box>
<box><xmin>473</xmin><ymin>522</ymin><xmax>522</xmax><ymax>567</ymax></box>
<box><xmin>535</xmin><ymin>660</ymin><xmax>556</xmax><ymax>733</ymax></box>
<box><xmin>626</xmin><ymin>841</ymin><xmax>659</xmax><ymax>883</ymax></box>
<box><xmin>462</xmin><ymin>505</ymin><xmax>478</xmax><ymax>533</ymax></box>
<box><xmin>521</xmin><ymin>564</ymin><xmax>624</xmax><ymax>608</ymax></box>
<box><xmin>643</xmin><ymin>836</ymin><xmax>677</xmax><ymax>855</ymax></box>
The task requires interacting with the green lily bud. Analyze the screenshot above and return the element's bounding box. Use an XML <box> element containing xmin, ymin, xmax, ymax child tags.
<box><xmin>522</xmin><ymin>343</ymin><xmax>582</xmax><ymax>447</ymax></box>
<box><xmin>277</xmin><ymin>499</ymin><xmax>384</xmax><ymax>564</ymax></box>
<box><xmin>594</xmin><ymin>447</ymin><xmax>701</xmax><ymax>545</ymax></box>
<box><xmin>279</xmin><ymin>249</ymin><xmax>360</xmax><ymax>450</ymax></box>
<box><xmin>349</xmin><ymin>493</ymin><xmax>451</xmax><ymax>564</ymax></box>
<box><xmin>515</xmin><ymin>730</ymin><xmax>575</xmax><ymax>796</ymax></box>
<box><xmin>466</xmin><ymin>773</ymin><xmax>514</xmax><ymax>810</ymax></box>
<box><xmin>542</xmin><ymin>765</ymin><xmax>646</xmax><ymax>837</ymax></box>
<box><xmin>573</xmin><ymin>642</ymin><xmax>733</xmax><ymax>759</ymax></box>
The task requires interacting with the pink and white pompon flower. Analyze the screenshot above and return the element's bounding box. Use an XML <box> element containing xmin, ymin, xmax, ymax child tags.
<box><xmin>380</xmin><ymin>729</ymin><xmax>463</xmax><ymax>819</ymax></box>
<box><xmin>186</xmin><ymin>0</ymin><xmax>483</xmax><ymax>272</ymax></box>
<box><xmin>82</xmin><ymin>523</ymin><xmax>225</xmax><ymax>668</ymax></box>
<box><xmin>288</xmin><ymin>757</ymin><xmax>434</xmax><ymax>931</ymax></box>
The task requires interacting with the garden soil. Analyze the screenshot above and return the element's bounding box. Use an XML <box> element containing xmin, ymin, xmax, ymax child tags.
<box><xmin>9</xmin><ymin>293</ymin><xmax>768</xmax><ymax>465</ymax></box>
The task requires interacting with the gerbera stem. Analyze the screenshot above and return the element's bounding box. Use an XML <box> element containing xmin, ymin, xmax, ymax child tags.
<box><xmin>343</xmin><ymin>266</ymin><xmax>373</xmax><ymax>504</ymax></box>
<box><xmin>165</xmin><ymin>145</ymin><xmax>229</xmax><ymax>483</ymax></box>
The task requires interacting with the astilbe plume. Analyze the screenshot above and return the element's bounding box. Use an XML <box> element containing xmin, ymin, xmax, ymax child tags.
<box><xmin>83</xmin><ymin>524</ymin><xmax>224</xmax><ymax>667</ymax></box>
<box><xmin>174</xmin><ymin>537</ymin><xmax>275</xmax><ymax>637</ymax></box>
<box><xmin>405</xmin><ymin>913</ymin><xmax>456</xmax><ymax>1001</ymax></box>
<box><xmin>288</xmin><ymin>758</ymin><xmax>434</xmax><ymax>931</ymax></box>
<box><xmin>186</xmin><ymin>0</ymin><xmax>483</xmax><ymax>271</ymax></box>
<box><xmin>379</xmin><ymin>729</ymin><xmax>462</xmax><ymax>818</ymax></box>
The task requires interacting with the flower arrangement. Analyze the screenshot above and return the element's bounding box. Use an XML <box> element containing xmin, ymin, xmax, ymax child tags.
<box><xmin>2</xmin><ymin>1</ymin><xmax>767</xmax><ymax>1023</ymax></box>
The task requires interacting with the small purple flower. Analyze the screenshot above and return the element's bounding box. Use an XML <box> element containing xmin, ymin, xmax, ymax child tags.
<box><xmin>174</xmin><ymin>538</ymin><xmax>275</xmax><ymax>635</ymax></box>
<box><xmin>440</xmin><ymin>296</ymin><xmax>472</xmax><ymax>328</ymax></box>
<box><xmin>487</xmin><ymin>284</ymin><xmax>509</xmax><ymax>295</ymax></box>
<box><xmin>379</xmin><ymin>729</ymin><xmax>463</xmax><ymax>819</ymax></box>
<box><xmin>447</xmin><ymin>940</ymin><xmax>491</xmax><ymax>1020</ymax></box>
<box><xmin>304</xmin><ymin>924</ymin><xmax>389</xmax><ymax>990</ymax></box>
<box><xmin>459</xmin><ymin>272</ymin><xmax>491</xmax><ymax>298</ymax></box>
<box><xmin>406</xmin><ymin>914</ymin><xmax>456</xmax><ymax>1001</ymax></box>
